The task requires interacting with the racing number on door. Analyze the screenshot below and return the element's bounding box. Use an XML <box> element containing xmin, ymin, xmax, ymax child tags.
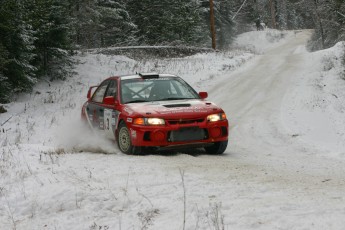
<box><xmin>104</xmin><ymin>109</ymin><xmax>118</xmax><ymax>139</ymax></box>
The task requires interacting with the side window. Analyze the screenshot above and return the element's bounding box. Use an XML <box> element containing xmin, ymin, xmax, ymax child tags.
<box><xmin>169</xmin><ymin>82</ymin><xmax>178</xmax><ymax>95</ymax></box>
<box><xmin>92</xmin><ymin>80</ymin><xmax>109</xmax><ymax>103</ymax></box>
<box><xmin>104</xmin><ymin>80</ymin><xmax>117</xmax><ymax>98</ymax></box>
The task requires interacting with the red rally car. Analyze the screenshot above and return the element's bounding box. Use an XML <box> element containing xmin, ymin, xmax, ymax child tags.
<box><xmin>81</xmin><ymin>73</ymin><xmax>228</xmax><ymax>154</ymax></box>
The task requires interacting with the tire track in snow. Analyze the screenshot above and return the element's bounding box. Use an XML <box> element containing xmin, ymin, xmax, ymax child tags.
<box><xmin>206</xmin><ymin>30</ymin><xmax>345</xmax><ymax>185</ymax></box>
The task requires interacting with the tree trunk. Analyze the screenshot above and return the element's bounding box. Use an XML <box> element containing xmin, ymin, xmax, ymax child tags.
<box><xmin>209</xmin><ymin>0</ymin><xmax>216</xmax><ymax>49</ymax></box>
<box><xmin>270</xmin><ymin>0</ymin><xmax>276</xmax><ymax>29</ymax></box>
<box><xmin>313</xmin><ymin>0</ymin><xmax>325</xmax><ymax>49</ymax></box>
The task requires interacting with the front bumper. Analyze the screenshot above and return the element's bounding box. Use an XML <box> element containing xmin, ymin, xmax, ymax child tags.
<box><xmin>128</xmin><ymin>119</ymin><xmax>228</xmax><ymax>147</ymax></box>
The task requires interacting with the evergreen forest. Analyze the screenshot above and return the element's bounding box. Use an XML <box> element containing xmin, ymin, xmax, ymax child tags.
<box><xmin>0</xmin><ymin>0</ymin><xmax>344</xmax><ymax>103</ymax></box>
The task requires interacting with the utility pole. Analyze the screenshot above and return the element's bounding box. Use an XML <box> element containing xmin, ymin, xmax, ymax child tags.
<box><xmin>270</xmin><ymin>0</ymin><xmax>276</xmax><ymax>29</ymax></box>
<box><xmin>209</xmin><ymin>0</ymin><xmax>216</xmax><ymax>49</ymax></box>
<box><xmin>313</xmin><ymin>0</ymin><xmax>325</xmax><ymax>49</ymax></box>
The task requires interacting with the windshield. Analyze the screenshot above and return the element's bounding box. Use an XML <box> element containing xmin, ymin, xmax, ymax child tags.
<box><xmin>120</xmin><ymin>77</ymin><xmax>199</xmax><ymax>104</ymax></box>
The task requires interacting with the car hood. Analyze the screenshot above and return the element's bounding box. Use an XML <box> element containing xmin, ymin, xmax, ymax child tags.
<box><xmin>123</xmin><ymin>99</ymin><xmax>223</xmax><ymax>118</ymax></box>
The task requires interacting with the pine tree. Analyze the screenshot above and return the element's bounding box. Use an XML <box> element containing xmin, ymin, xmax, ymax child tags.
<box><xmin>68</xmin><ymin>0</ymin><xmax>136</xmax><ymax>48</ymax></box>
<box><xmin>68</xmin><ymin>0</ymin><xmax>100</xmax><ymax>48</ymax></box>
<box><xmin>26</xmin><ymin>0</ymin><xmax>73</xmax><ymax>80</ymax></box>
<box><xmin>337</xmin><ymin>1</ymin><xmax>345</xmax><ymax>42</ymax></box>
<box><xmin>127</xmin><ymin>0</ymin><xmax>206</xmax><ymax>46</ymax></box>
<box><xmin>0</xmin><ymin>0</ymin><xmax>36</xmax><ymax>103</ymax></box>
<box><xmin>324</xmin><ymin>0</ymin><xmax>345</xmax><ymax>47</ymax></box>
<box><xmin>226</xmin><ymin>0</ymin><xmax>267</xmax><ymax>33</ymax></box>
<box><xmin>215</xmin><ymin>0</ymin><xmax>236</xmax><ymax>49</ymax></box>
<box><xmin>97</xmin><ymin>0</ymin><xmax>137</xmax><ymax>47</ymax></box>
<box><xmin>307</xmin><ymin>0</ymin><xmax>331</xmax><ymax>50</ymax></box>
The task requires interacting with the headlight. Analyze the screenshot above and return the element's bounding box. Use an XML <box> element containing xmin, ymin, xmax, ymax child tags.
<box><xmin>147</xmin><ymin>118</ymin><xmax>165</xmax><ymax>125</ymax></box>
<box><xmin>133</xmin><ymin>118</ymin><xmax>165</xmax><ymax>125</ymax></box>
<box><xmin>207</xmin><ymin>113</ymin><xmax>226</xmax><ymax>122</ymax></box>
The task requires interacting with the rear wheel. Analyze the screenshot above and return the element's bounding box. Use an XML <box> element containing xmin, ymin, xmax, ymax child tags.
<box><xmin>117</xmin><ymin>122</ymin><xmax>141</xmax><ymax>154</ymax></box>
<box><xmin>204</xmin><ymin>140</ymin><xmax>228</xmax><ymax>154</ymax></box>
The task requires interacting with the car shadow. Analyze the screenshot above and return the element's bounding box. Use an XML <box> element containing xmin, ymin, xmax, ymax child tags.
<box><xmin>140</xmin><ymin>147</ymin><xmax>217</xmax><ymax>157</ymax></box>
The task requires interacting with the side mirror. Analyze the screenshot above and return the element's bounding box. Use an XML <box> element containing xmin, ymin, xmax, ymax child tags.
<box><xmin>199</xmin><ymin>92</ymin><xmax>208</xmax><ymax>99</ymax></box>
<box><xmin>103</xmin><ymin>96</ymin><xmax>115</xmax><ymax>105</ymax></box>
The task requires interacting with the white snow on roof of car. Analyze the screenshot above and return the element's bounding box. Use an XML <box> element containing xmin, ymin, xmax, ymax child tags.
<box><xmin>120</xmin><ymin>73</ymin><xmax>176</xmax><ymax>80</ymax></box>
<box><xmin>120</xmin><ymin>75</ymin><xmax>139</xmax><ymax>80</ymax></box>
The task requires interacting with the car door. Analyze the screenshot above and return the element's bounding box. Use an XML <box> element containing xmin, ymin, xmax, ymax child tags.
<box><xmin>102</xmin><ymin>79</ymin><xmax>120</xmax><ymax>140</ymax></box>
<box><xmin>86</xmin><ymin>80</ymin><xmax>109</xmax><ymax>130</ymax></box>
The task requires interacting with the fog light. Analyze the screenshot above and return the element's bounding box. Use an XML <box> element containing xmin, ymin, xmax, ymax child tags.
<box><xmin>210</xmin><ymin>127</ymin><xmax>221</xmax><ymax>138</ymax></box>
<box><xmin>151</xmin><ymin>130</ymin><xmax>165</xmax><ymax>142</ymax></box>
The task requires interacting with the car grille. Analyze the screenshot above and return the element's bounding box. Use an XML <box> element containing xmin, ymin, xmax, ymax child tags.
<box><xmin>168</xmin><ymin>127</ymin><xmax>207</xmax><ymax>142</ymax></box>
<box><xmin>167</xmin><ymin>118</ymin><xmax>204</xmax><ymax>125</ymax></box>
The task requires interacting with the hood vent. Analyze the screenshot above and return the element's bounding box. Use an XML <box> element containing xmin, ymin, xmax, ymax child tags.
<box><xmin>163</xmin><ymin>104</ymin><xmax>191</xmax><ymax>108</ymax></box>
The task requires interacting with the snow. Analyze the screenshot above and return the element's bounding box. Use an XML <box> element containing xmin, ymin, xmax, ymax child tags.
<box><xmin>1</xmin><ymin>29</ymin><xmax>345</xmax><ymax>229</ymax></box>
<box><xmin>282</xmin><ymin>41</ymin><xmax>345</xmax><ymax>157</ymax></box>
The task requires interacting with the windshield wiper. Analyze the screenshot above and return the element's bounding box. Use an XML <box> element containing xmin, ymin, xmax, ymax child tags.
<box><xmin>157</xmin><ymin>97</ymin><xmax>194</xmax><ymax>101</ymax></box>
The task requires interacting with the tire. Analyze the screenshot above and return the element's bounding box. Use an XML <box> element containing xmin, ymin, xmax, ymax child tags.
<box><xmin>204</xmin><ymin>140</ymin><xmax>228</xmax><ymax>154</ymax></box>
<box><xmin>117</xmin><ymin>122</ymin><xmax>141</xmax><ymax>154</ymax></box>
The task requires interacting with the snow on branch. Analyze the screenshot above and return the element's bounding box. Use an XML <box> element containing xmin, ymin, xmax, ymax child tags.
<box><xmin>337</xmin><ymin>11</ymin><xmax>345</xmax><ymax>19</ymax></box>
<box><xmin>232</xmin><ymin>0</ymin><xmax>248</xmax><ymax>20</ymax></box>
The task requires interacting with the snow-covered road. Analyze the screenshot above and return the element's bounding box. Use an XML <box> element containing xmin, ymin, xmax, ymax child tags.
<box><xmin>1</xmin><ymin>30</ymin><xmax>345</xmax><ymax>229</ymax></box>
<box><xmin>209</xmin><ymin>30</ymin><xmax>345</xmax><ymax>228</ymax></box>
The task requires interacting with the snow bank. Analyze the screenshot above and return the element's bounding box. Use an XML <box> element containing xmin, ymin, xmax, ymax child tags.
<box><xmin>233</xmin><ymin>29</ymin><xmax>295</xmax><ymax>54</ymax></box>
<box><xmin>282</xmin><ymin>41</ymin><xmax>345</xmax><ymax>157</ymax></box>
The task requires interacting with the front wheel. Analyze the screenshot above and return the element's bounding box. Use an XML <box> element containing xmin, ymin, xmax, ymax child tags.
<box><xmin>204</xmin><ymin>140</ymin><xmax>228</xmax><ymax>154</ymax></box>
<box><xmin>117</xmin><ymin>122</ymin><xmax>141</xmax><ymax>154</ymax></box>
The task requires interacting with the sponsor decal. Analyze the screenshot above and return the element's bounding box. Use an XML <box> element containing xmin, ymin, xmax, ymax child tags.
<box><xmin>114</xmin><ymin>111</ymin><xmax>120</xmax><ymax>129</ymax></box>
<box><xmin>130</xmin><ymin>129</ymin><xmax>137</xmax><ymax>138</ymax></box>
<box><xmin>127</xmin><ymin>118</ymin><xmax>133</xmax><ymax>123</ymax></box>
<box><xmin>104</xmin><ymin>109</ymin><xmax>119</xmax><ymax>140</ymax></box>
<box><xmin>111</xmin><ymin>111</ymin><xmax>117</xmax><ymax>125</ymax></box>
<box><xmin>104</xmin><ymin>109</ymin><xmax>112</xmax><ymax>130</ymax></box>
<box><xmin>85</xmin><ymin>106</ymin><xmax>93</xmax><ymax>128</ymax></box>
